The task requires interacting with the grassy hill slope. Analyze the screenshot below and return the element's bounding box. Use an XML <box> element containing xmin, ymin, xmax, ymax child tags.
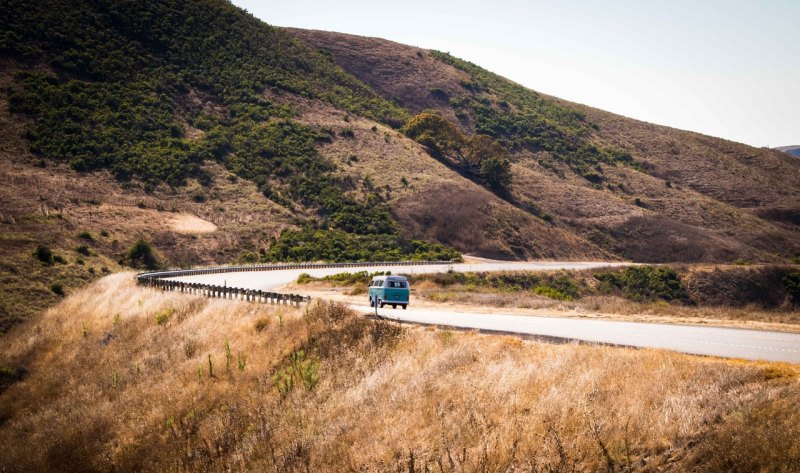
<box><xmin>0</xmin><ymin>275</ymin><xmax>797</xmax><ymax>471</ymax></box>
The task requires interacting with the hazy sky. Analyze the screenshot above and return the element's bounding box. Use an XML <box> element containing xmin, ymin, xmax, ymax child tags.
<box><xmin>233</xmin><ymin>0</ymin><xmax>798</xmax><ymax>147</ymax></box>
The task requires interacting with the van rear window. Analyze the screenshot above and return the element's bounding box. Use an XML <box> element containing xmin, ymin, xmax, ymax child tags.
<box><xmin>388</xmin><ymin>281</ymin><xmax>407</xmax><ymax>288</ymax></box>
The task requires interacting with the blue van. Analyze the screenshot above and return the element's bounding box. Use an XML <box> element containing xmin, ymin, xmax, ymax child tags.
<box><xmin>368</xmin><ymin>275</ymin><xmax>410</xmax><ymax>309</ymax></box>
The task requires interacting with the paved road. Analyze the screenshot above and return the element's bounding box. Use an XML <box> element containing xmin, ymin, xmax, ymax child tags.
<box><xmin>166</xmin><ymin>261</ymin><xmax>800</xmax><ymax>363</ymax></box>
<box><xmin>365</xmin><ymin>306</ymin><xmax>800</xmax><ymax>363</ymax></box>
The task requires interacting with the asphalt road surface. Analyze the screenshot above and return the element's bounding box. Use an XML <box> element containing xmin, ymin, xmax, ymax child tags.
<box><xmin>166</xmin><ymin>261</ymin><xmax>800</xmax><ymax>363</ymax></box>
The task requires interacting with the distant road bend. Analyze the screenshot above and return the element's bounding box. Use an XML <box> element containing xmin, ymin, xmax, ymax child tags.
<box><xmin>165</xmin><ymin>261</ymin><xmax>800</xmax><ymax>364</ymax></box>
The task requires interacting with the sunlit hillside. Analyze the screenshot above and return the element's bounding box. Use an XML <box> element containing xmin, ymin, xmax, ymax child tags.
<box><xmin>0</xmin><ymin>274</ymin><xmax>798</xmax><ymax>471</ymax></box>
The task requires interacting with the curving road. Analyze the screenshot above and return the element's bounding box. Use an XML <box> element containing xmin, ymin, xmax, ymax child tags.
<box><xmin>165</xmin><ymin>261</ymin><xmax>800</xmax><ymax>363</ymax></box>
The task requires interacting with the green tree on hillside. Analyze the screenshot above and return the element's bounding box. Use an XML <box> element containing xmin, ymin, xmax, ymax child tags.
<box><xmin>402</xmin><ymin>111</ymin><xmax>512</xmax><ymax>193</ymax></box>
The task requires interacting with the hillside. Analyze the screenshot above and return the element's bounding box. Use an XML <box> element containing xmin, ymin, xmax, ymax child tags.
<box><xmin>289</xmin><ymin>29</ymin><xmax>800</xmax><ymax>264</ymax></box>
<box><xmin>1</xmin><ymin>0</ymin><xmax>800</xmax><ymax>328</ymax></box>
<box><xmin>0</xmin><ymin>275</ymin><xmax>797</xmax><ymax>471</ymax></box>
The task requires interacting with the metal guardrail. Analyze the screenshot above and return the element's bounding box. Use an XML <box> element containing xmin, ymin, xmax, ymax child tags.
<box><xmin>136</xmin><ymin>261</ymin><xmax>454</xmax><ymax>307</ymax></box>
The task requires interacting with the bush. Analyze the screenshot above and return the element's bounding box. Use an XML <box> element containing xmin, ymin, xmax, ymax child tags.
<box><xmin>75</xmin><ymin>244</ymin><xmax>91</xmax><ymax>256</ymax></box>
<box><xmin>268</xmin><ymin>227</ymin><xmax>461</xmax><ymax>263</ymax></box>
<box><xmin>273</xmin><ymin>350</ymin><xmax>319</xmax><ymax>398</ymax></box>
<box><xmin>254</xmin><ymin>318</ymin><xmax>271</xmax><ymax>332</ymax></box>
<box><xmin>427</xmin><ymin>50</ymin><xmax>639</xmax><ymax>180</ymax></box>
<box><xmin>238</xmin><ymin>251</ymin><xmax>257</xmax><ymax>264</ymax></box>
<box><xmin>126</xmin><ymin>239</ymin><xmax>159</xmax><ymax>270</ymax></box>
<box><xmin>409</xmin><ymin>271</ymin><xmax>584</xmax><ymax>300</ymax></box>
<box><xmin>595</xmin><ymin>266</ymin><xmax>687</xmax><ymax>303</ymax></box>
<box><xmin>154</xmin><ymin>307</ymin><xmax>175</xmax><ymax>326</ymax></box>
<box><xmin>781</xmin><ymin>272</ymin><xmax>800</xmax><ymax>305</ymax></box>
<box><xmin>34</xmin><ymin>244</ymin><xmax>53</xmax><ymax>264</ymax></box>
<box><xmin>77</xmin><ymin>231</ymin><xmax>94</xmax><ymax>242</ymax></box>
<box><xmin>50</xmin><ymin>283</ymin><xmax>64</xmax><ymax>296</ymax></box>
<box><xmin>297</xmin><ymin>271</ymin><xmax>391</xmax><ymax>286</ymax></box>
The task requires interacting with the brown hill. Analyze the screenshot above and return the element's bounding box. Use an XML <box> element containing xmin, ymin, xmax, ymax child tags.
<box><xmin>289</xmin><ymin>28</ymin><xmax>800</xmax><ymax>264</ymax></box>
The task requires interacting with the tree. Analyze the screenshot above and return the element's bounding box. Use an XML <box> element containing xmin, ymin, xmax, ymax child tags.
<box><xmin>403</xmin><ymin>112</ymin><xmax>512</xmax><ymax>193</ymax></box>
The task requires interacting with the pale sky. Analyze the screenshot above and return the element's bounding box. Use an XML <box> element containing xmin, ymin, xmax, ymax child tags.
<box><xmin>233</xmin><ymin>0</ymin><xmax>799</xmax><ymax>148</ymax></box>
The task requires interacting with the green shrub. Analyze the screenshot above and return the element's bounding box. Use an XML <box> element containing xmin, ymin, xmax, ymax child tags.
<box><xmin>533</xmin><ymin>285</ymin><xmax>572</xmax><ymax>300</ymax></box>
<box><xmin>402</xmin><ymin>111</ymin><xmax>512</xmax><ymax>194</ymax></box>
<box><xmin>155</xmin><ymin>307</ymin><xmax>175</xmax><ymax>326</ymax></box>
<box><xmin>126</xmin><ymin>239</ymin><xmax>159</xmax><ymax>270</ymax></box>
<box><xmin>50</xmin><ymin>283</ymin><xmax>64</xmax><ymax>296</ymax></box>
<box><xmin>77</xmin><ymin>231</ymin><xmax>94</xmax><ymax>242</ymax></box>
<box><xmin>595</xmin><ymin>266</ymin><xmax>687</xmax><ymax>302</ymax></box>
<box><xmin>268</xmin><ymin>227</ymin><xmax>460</xmax><ymax>262</ymax></box>
<box><xmin>273</xmin><ymin>349</ymin><xmax>319</xmax><ymax>398</ymax></box>
<box><xmin>297</xmin><ymin>270</ymin><xmax>391</xmax><ymax>286</ymax></box>
<box><xmin>296</xmin><ymin>273</ymin><xmax>314</xmax><ymax>284</ymax></box>
<box><xmin>34</xmin><ymin>244</ymin><xmax>53</xmax><ymax>264</ymax></box>
<box><xmin>75</xmin><ymin>244</ymin><xmax>91</xmax><ymax>256</ymax></box>
<box><xmin>238</xmin><ymin>251</ymin><xmax>258</xmax><ymax>264</ymax></box>
<box><xmin>428</xmin><ymin>50</ymin><xmax>639</xmax><ymax>180</ymax></box>
<box><xmin>783</xmin><ymin>272</ymin><xmax>800</xmax><ymax>304</ymax></box>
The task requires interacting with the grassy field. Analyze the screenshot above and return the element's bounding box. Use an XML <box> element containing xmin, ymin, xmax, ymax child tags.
<box><xmin>0</xmin><ymin>273</ymin><xmax>798</xmax><ymax>471</ymax></box>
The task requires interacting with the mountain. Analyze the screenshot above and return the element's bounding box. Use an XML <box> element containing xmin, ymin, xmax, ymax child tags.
<box><xmin>776</xmin><ymin>145</ymin><xmax>800</xmax><ymax>158</ymax></box>
<box><xmin>289</xmin><ymin>29</ymin><xmax>800</xmax><ymax>260</ymax></box>
<box><xmin>1</xmin><ymin>0</ymin><xmax>799</xmax><ymax>328</ymax></box>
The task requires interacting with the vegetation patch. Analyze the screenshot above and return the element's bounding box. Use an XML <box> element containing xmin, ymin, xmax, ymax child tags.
<box><xmin>684</xmin><ymin>266</ymin><xmax>800</xmax><ymax>308</ymax></box>
<box><xmin>267</xmin><ymin>228</ymin><xmax>460</xmax><ymax>262</ymax></box>
<box><xmin>126</xmin><ymin>239</ymin><xmax>160</xmax><ymax>270</ymax></box>
<box><xmin>3</xmin><ymin>0</ymin><xmax>453</xmax><ymax>263</ymax></box>
<box><xmin>429</xmin><ymin>50</ymin><xmax>640</xmax><ymax>180</ymax></box>
<box><xmin>402</xmin><ymin>111</ymin><xmax>512</xmax><ymax>193</ymax></box>
<box><xmin>409</xmin><ymin>271</ymin><xmax>585</xmax><ymax>300</ymax></box>
<box><xmin>595</xmin><ymin>266</ymin><xmax>687</xmax><ymax>303</ymax></box>
<box><xmin>297</xmin><ymin>270</ymin><xmax>391</xmax><ymax>286</ymax></box>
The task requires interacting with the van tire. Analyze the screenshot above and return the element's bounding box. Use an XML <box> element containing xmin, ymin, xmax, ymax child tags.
<box><xmin>369</xmin><ymin>297</ymin><xmax>375</xmax><ymax>307</ymax></box>
<box><xmin>378</xmin><ymin>299</ymin><xmax>384</xmax><ymax>308</ymax></box>
<box><xmin>392</xmin><ymin>304</ymin><xmax>397</xmax><ymax>309</ymax></box>
<box><xmin>402</xmin><ymin>304</ymin><xmax>407</xmax><ymax>310</ymax></box>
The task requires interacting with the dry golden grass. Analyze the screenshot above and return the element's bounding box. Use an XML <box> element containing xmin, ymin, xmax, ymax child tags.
<box><xmin>0</xmin><ymin>274</ymin><xmax>798</xmax><ymax>471</ymax></box>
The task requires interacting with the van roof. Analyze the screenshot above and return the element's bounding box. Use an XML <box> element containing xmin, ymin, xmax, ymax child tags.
<box><xmin>372</xmin><ymin>275</ymin><xmax>408</xmax><ymax>281</ymax></box>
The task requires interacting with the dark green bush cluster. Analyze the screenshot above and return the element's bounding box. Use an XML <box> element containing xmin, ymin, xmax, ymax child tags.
<box><xmin>33</xmin><ymin>245</ymin><xmax>53</xmax><ymax>265</ymax></box>
<box><xmin>411</xmin><ymin>271</ymin><xmax>584</xmax><ymax>300</ymax></box>
<box><xmin>267</xmin><ymin>228</ymin><xmax>461</xmax><ymax>263</ymax></box>
<box><xmin>429</xmin><ymin>51</ymin><xmax>638</xmax><ymax>180</ymax></box>
<box><xmin>3</xmin><ymin>0</ymin><xmax>407</xmax><ymax>188</ymax></box>
<box><xmin>781</xmin><ymin>272</ymin><xmax>800</xmax><ymax>305</ymax></box>
<box><xmin>9</xmin><ymin>73</ymin><xmax>204</xmax><ymax>187</ymax></box>
<box><xmin>2</xmin><ymin>0</ymin><xmax>460</xmax><ymax>262</ymax></box>
<box><xmin>402</xmin><ymin>111</ymin><xmax>512</xmax><ymax>193</ymax></box>
<box><xmin>297</xmin><ymin>271</ymin><xmax>391</xmax><ymax>285</ymax></box>
<box><xmin>126</xmin><ymin>239</ymin><xmax>160</xmax><ymax>270</ymax></box>
<box><xmin>595</xmin><ymin>266</ymin><xmax>687</xmax><ymax>302</ymax></box>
